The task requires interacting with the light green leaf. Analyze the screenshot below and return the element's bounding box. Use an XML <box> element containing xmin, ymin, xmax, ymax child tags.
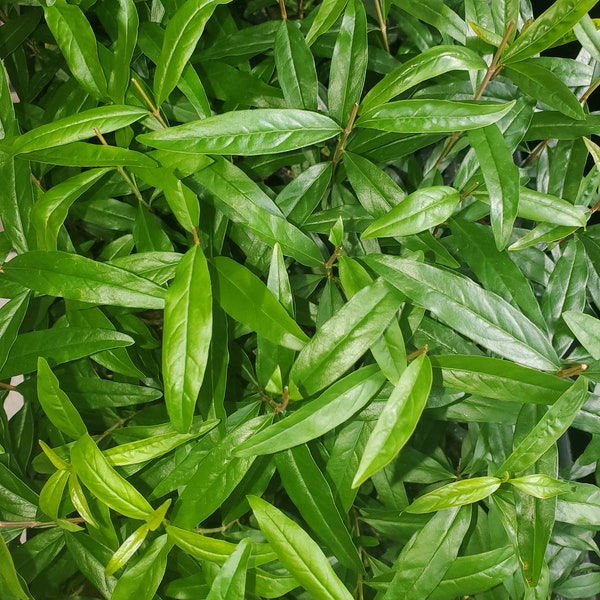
<box><xmin>362</xmin><ymin>186</ymin><xmax>460</xmax><ymax>238</ymax></box>
<box><xmin>495</xmin><ymin>377</ymin><xmax>589</xmax><ymax>475</ymax></box>
<box><xmin>509</xmin><ymin>474</ymin><xmax>573</xmax><ymax>498</ymax></box>
<box><xmin>0</xmin><ymin>536</ymin><xmax>28</xmax><ymax>600</ymax></box>
<box><xmin>236</xmin><ymin>365</ymin><xmax>385</xmax><ymax>457</ymax></box>
<box><xmin>563</xmin><ymin>311</ymin><xmax>600</xmax><ymax>359</ymax></box>
<box><xmin>205</xmin><ymin>537</ymin><xmax>251</xmax><ymax>600</ymax></box>
<box><xmin>305</xmin><ymin>0</ymin><xmax>349</xmax><ymax>46</ymax></box>
<box><xmin>365</xmin><ymin>255</ymin><xmax>559</xmax><ymax>370</ymax></box>
<box><xmin>290</xmin><ymin>278</ymin><xmax>402</xmax><ymax>396</ymax></box>
<box><xmin>357</xmin><ymin>100</ymin><xmax>516</xmax><ymax>133</ymax></box>
<box><xmin>163</xmin><ymin>245</ymin><xmax>212</xmax><ymax>433</ymax></box>
<box><xmin>37</xmin><ymin>357</ymin><xmax>87</xmax><ymax>439</ymax></box>
<box><xmin>108</xmin><ymin>0</ymin><xmax>138</xmax><ymax>103</ymax></box>
<box><xmin>39</xmin><ymin>469</ymin><xmax>70</xmax><ymax>521</ymax></box>
<box><xmin>138</xmin><ymin>109</ymin><xmax>340</xmax><ymax>155</ymax></box>
<box><xmin>105</xmin><ymin>523</ymin><xmax>150</xmax><ymax>576</ymax></box>
<box><xmin>353</xmin><ymin>354</ymin><xmax>432</xmax><ymax>488</ymax></box>
<box><xmin>2</xmin><ymin>251</ymin><xmax>166</xmax><ymax>309</ymax></box>
<box><xmin>248</xmin><ymin>495</ymin><xmax>354</xmax><ymax>600</ymax></box>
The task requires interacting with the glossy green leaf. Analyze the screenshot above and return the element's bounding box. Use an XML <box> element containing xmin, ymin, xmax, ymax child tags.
<box><xmin>276</xmin><ymin>444</ymin><xmax>362</xmax><ymax>570</ymax></box>
<box><xmin>37</xmin><ymin>357</ymin><xmax>87</xmax><ymax>439</ymax></box>
<box><xmin>69</xmin><ymin>472</ymin><xmax>99</xmax><ymax>528</ymax></box>
<box><xmin>510</xmin><ymin>473</ymin><xmax>573</xmax><ymax>498</ymax></box>
<box><xmin>305</xmin><ymin>0</ymin><xmax>349</xmax><ymax>46</ymax></box>
<box><xmin>495</xmin><ymin>377</ymin><xmax>589</xmax><ymax>476</ymax></box>
<box><xmin>502</xmin><ymin>0</ymin><xmax>598</xmax><ymax>63</ymax></box>
<box><xmin>42</xmin><ymin>0</ymin><xmax>108</xmax><ymax>99</ymax></box>
<box><xmin>361</xmin><ymin>46</ymin><xmax>486</xmax><ymax>113</ymax></box>
<box><xmin>205</xmin><ymin>537</ymin><xmax>251</xmax><ymax>600</ymax></box>
<box><xmin>352</xmin><ymin>354</ymin><xmax>432</xmax><ymax>488</ymax></box>
<box><xmin>248</xmin><ymin>495</ymin><xmax>354</xmax><ymax>600</ymax></box>
<box><xmin>111</xmin><ymin>535</ymin><xmax>171</xmax><ymax>600</ymax></box>
<box><xmin>154</xmin><ymin>0</ymin><xmax>230</xmax><ymax>106</ymax></box>
<box><xmin>108</xmin><ymin>0</ymin><xmax>138</xmax><ymax>103</ymax></box>
<box><xmin>468</xmin><ymin>123</ymin><xmax>519</xmax><ymax>250</ymax></box>
<box><xmin>328</xmin><ymin>0</ymin><xmax>367</xmax><ymax>126</ymax></box>
<box><xmin>512</xmin><ymin>187</ymin><xmax>586</xmax><ymax>227</ymax></box>
<box><xmin>2</xmin><ymin>251</ymin><xmax>166</xmax><ymax>309</ymax></box>
<box><xmin>11</xmin><ymin>106</ymin><xmax>148</xmax><ymax>155</ymax></box>
<box><xmin>105</xmin><ymin>523</ymin><xmax>150</xmax><ymax>576</ymax></box>
<box><xmin>382</xmin><ymin>506</ymin><xmax>472</xmax><ymax>600</ymax></box>
<box><xmin>290</xmin><ymin>278</ymin><xmax>402</xmax><ymax>396</ymax></box>
<box><xmin>275</xmin><ymin>21</ymin><xmax>318</xmax><ymax>110</ymax></box>
<box><xmin>0</xmin><ymin>289</ymin><xmax>29</xmax><ymax>372</ymax></box>
<box><xmin>70</xmin><ymin>433</ymin><xmax>154</xmax><ymax>520</ymax></box>
<box><xmin>39</xmin><ymin>468</ymin><xmax>69</xmax><ymax>521</ymax></box>
<box><xmin>563</xmin><ymin>310</ymin><xmax>600</xmax><ymax>359</ymax></box>
<box><xmin>0</xmin><ymin>327</ymin><xmax>134</xmax><ymax>380</ymax></box>
<box><xmin>163</xmin><ymin>245</ymin><xmax>212</xmax><ymax>433</ymax></box>
<box><xmin>405</xmin><ymin>477</ymin><xmax>502</xmax><ymax>513</ymax></box>
<box><xmin>357</xmin><ymin>100</ymin><xmax>516</xmax><ymax>133</ymax></box>
<box><xmin>138</xmin><ymin>109</ymin><xmax>340</xmax><ymax>155</ymax></box>
<box><xmin>0</xmin><ymin>536</ymin><xmax>28</xmax><ymax>600</ymax></box>
<box><xmin>362</xmin><ymin>186</ymin><xmax>460</xmax><ymax>239</ymax></box>
<box><xmin>364</xmin><ymin>255</ymin><xmax>559</xmax><ymax>371</ymax></box>
<box><xmin>188</xmin><ymin>157</ymin><xmax>323</xmax><ymax>266</ymax></box>
<box><xmin>393</xmin><ymin>0</ymin><xmax>467</xmax><ymax>43</ymax></box>
<box><xmin>236</xmin><ymin>365</ymin><xmax>385</xmax><ymax>456</ymax></box>
<box><xmin>211</xmin><ymin>256</ymin><xmax>308</xmax><ymax>351</ymax></box>
<box><xmin>504</xmin><ymin>59</ymin><xmax>585</xmax><ymax>120</ymax></box>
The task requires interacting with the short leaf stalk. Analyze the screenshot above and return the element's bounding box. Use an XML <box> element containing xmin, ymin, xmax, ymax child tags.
<box><xmin>131</xmin><ymin>77</ymin><xmax>168</xmax><ymax>129</ymax></box>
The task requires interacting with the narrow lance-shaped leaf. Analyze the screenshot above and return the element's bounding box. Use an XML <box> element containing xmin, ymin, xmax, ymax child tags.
<box><xmin>305</xmin><ymin>0</ymin><xmax>349</xmax><ymax>46</ymax></box>
<box><xmin>42</xmin><ymin>0</ymin><xmax>108</xmax><ymax>99</ymax></box>
<box><xmin>138</xmin><ymin>109</ymin><xmax>340</xmax><ymax>156</ymax></box>
<box><xmin>205</xmin><ymin>537</ymin><xmax>251</xmax><ymax>600</ymax></box>
<box><xmin>495</xmin><ymin>377</ymin><xmax>589</xmax><ymax>476</ymax></box>
<box><xmin>236</xmin><ymin>365</ymin><xmax>385</xmax><ymax>457</ymax></box>
<box><xmin>563</xmin><ymin>310</ymin><xmax>600</xmax><ymax>359</ymax></box>
<box><xmin>248</xmin><ymin>496</ymin><xmax>354</xmax><ymax>600</ymax></box>
<box><xmin>108</xmin><ymin>0</ymin><xmax>138</xmax><ymax>103</ymax></box>
<box><xmin>393</xmin><ymin>0</ymin><xmax>466</xmax><ymax>43</ymax></box>
<box><xmin>105</xmin><ymin>523</ymin><xmax>150</xmax><ymax>576</ymax></box>
<box><xmin>0</xmin><ymin>536</ymin><xmax>28</xmax><ymax>600</ymax></box>
<box><xmin>362</xmin><ymin>186</ymin><xmax>460</xmax><ymax>239</ymax></box>
<box><xmin>353</xmin><ymin>354</ymin><xmax>432</xmax><ymax>488</ymax></box>
<box><xmin>2</xmin><ymin>251</ymin><xmax>166</xmax><ymax>310</ymax></box>
<box><xmin>364</xmin><ymin>255</ymin><xmax>559</xmax><ymax>371</ymax></box>
<box><xmin>163</xmin><ymin>245</ymin><xmax>212</xmax><ymax>433</ymax></box>
<box><xmin>70</xmin><ymin>433</ymin><xmax>154</xmax><ymax>520</ymax></box>
<box><xmin>468</xmin><ymin>123</ymin><xmax>519</xmax><ymax>250</ymax></box>
<box><xmin>211</xmin><ymin>256</ymin><xmax>308</xmax><ymax>351</ymax></box>
<box><xmin>0</xmin><ymin>290</ymin><xmax>29</xmax><ymax>372</ymax></box>
<box><xmin>37</xmin><ymin>357</ymin><xmax>87</xmax><ymax>439</ymax></box>
<box><xmin>361</xmin><ymin>45</ymin><xmax>487</xmax><ymax>113</ymax></box>
<box><xmin>154</xmin><ymin>0</ymin><xmax>230</xmax><ymax>106</ymax></box>
<box><xmin>510</xmin><ymin>474</ymin><xmax>573</xmax><ymax>499</ymax></box>
<box><xmin>290</xmin><ymin>278</ymin><xmax>403</xmax><ymax>396</ymax></box>
<box><xmin>275</xmin><ymin>21</ymin><xmax>318</xmax><ymax>110</ymax></box>
<box><xmin>328</xmin><ymin>0</ymin><xmax>368</xmax><ymax>126</ymax></box>
<box><xmin>356</xmin><ymin>100</ymin><xmax>516</xmax><ymax>133</ymax></box>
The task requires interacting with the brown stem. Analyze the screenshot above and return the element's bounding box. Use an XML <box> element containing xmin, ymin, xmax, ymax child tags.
<box><xmin>95</xmin><ymin>413</ymin><xmax>137</xmax><ymax>445</ymax></box>
<box><xmin>579</xmin><ymin>77</ymin><xmax>600</xmax><ymax>105</ymax></box>
<box><xmin>0</xmin><ymin>517</ymin><xmax>85</xmax><ymax>530</ymax></box>
<box><xmin>278</xmin><ymin>0</ymin><xmax>287</xmax><ymax>20</ymax></box>
<box><xmin>297</xmin><ymin>0</ymin><xmax>303</xmax><ymax>18</ymax></box>
<box><xmin>191</xmin><ymin>225</ymin><xmax>201</xmax><ymax>247</ymax></box>
<box><xmin>130</xmin><ymin>77</ymin><xmax>168</xmax><ymax>128</ymax></box>
<box><xmin>373</xmin><ymin>0</ymin><xmax>390</xmax><ymax>53</ymax></box>
<box><xmin>333</xmin><ymin>103</ymin><xmax>360</xmax><ymax>166</ymax></box>
<box><xmin>407</xmin><ymin>345</ymin><xmax>428</xmax><ymax>362</ymax></box>
<box><xmin>557</xmin><ymin>363</ymin><xmax>588</xmax><ymax>378</ymax></box>
<box><xmin>522</xmin><ymin>138</ymin><xmax>550</xmax><ymax>168</ymax></box>
<box><xmin>194</xmin><ymin>520</ymin><xmax>237</xmax><ymax>534</ymax></box>
<box><xmin>460</xmin><ymin>181</ymin><xmax>480</xmax><ymax>200</ymax></box>
<box><xmin>0</xmin><ymin>381</ymin><xmax>17</xmax><ymax>391</ymax></box>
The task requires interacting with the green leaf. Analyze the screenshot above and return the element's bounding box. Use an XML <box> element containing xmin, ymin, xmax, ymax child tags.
<box><xmin>42</xmin><ymin>0</ymin><xmax>108</xmax><ymax>99</ymax></box>
<box><xmin>211</xmin><ymin>256</ymin><xmax>308</xmax><ymax>351</ymax></box>
<box><xmin>495</xmin><ymin>377</ymin><xmax>589</xmax><ymax>476</ymax></box>
<box><xmin>69</xmin><ymin>472</ymin><xmax>99</xmax><ymax>528</ymax></box>
<box><xmin>468</xmin><ymin>123</ymin><xmax>519</xmax><ymax>250</ymax></box>
<box><xmin>11</xmin><ymin>106</ymin><xmax>148</xmax><ymax>155</ymax></box>
<box><xmin>276</xmin><ymin>444</ymin><xmax>362</xmax><ymax>570</ymax></box>
<box><xmin>382</xmin><ymin>506</ymin><xmax>472</xmax><ymax>600</ymax></box>
<box><xmin>70</xmin><ymin>433</ymin><xmax>154</xmax><ymax>520</ymax></box>
<box><xmin>556</xmin><ymin>482</ymin><xmax>600</xmax><ymax>527</ymax></box>
<box><xmin>393</xmin><ymin>0</ymin><xmax>467</xmax><ymax>43</ymax></box>
<box><xmin>275</xmin><ymin>21</ymin><xmax>318</xmax><ymax>110</ymax></box>
<box><xmin>510</xmin><ymin>473</ymin><xmax>573</xmax><ymax>498</ymax></box>
<box><xmin>108</xmin><ymin>0</ymin><xmax>138</xmax><ymax>103</ymax></box>
<box><xmin>504</xmin><ymin>59</ymin><xmax>585</xmax><ymax>120</ymax></box>
<box><xmin>0</xmin><ymin>290</ymin><xmax>29</xmax><ymax>372</ymax></box>
<box><xmin>138</xmin><ymin>109</ymin><xmax>340</xmax><ymax>155</ymax></box>
<box><xmin>357</xmin><ymin>100</ymin><xmax>516</xmax><ymax>133</ymax></box>
<box><xmin>405</xmin><ymin>477</ymin><xmax>502</xmax><ymax>513</ymax></box>
<box><xmin>361</xmin><ymin>46</ymin><xmax>487</xmax><ymax>113</ymax></box>
<box><xmin>0</xmin><ymin>327</ymin><xmax>134</xmax><ymax>380</ymax></box>
<box><xmin>362</xmin><ymin>186</ymin><xmax>460</xmax><ymax>239</ymax></box>
<box><xmin>328</xmin><ymin>0</ymin><xmax>367</xmax><ymax>126</ymax></box>
<box><xmin>352</xmin><ymin>354</ymin><xmax>432</xmax><ymax>488</ymax></box>
<box><xmin>305</xmin><ymin>0</ymin><xmax>349</xmax><ymax>46</ymax></box>
<box><xmin>37</xmin><ymin>357</ymin><xmax>87</xmax><ymax>439</ymax></box>
<box><xmin>39</xmin><ymin>468</ymin><xmax>70</xmax><ymax>521</ymax></box>
<box><xmin>105</xmin><ymin>523</ymin><xmax>150</xmax><ymax>576</ymax></box>
<box><xmin>31</xmin><ymin>168</ymin><xmax>110</xmax><ymax>251</ymax></box>
<box><xmin>188</xmin><ymin>157</ymin><xmax>323</xmax><ymax>267</ymax></box>
<box><xmin>205</xmin><ymin>537</ymin><xmax>251</xmax><ymax>600</ymax></box>
<box><xmin>364</xmin><ymin>255</ymin><xmax>559</xmax><ymax>371</ymax></box>
<box><xmin>0</xmin><ymin>536</ymin><xmax>28</xmax><ymax>600</ymax></box>
<box><xmin>2</xmin><ymin>251</ymin><xmax>166</xmax><ymax>309</ymax></box>
<box><xmin>502</xmin><ymin>0</ymin><xmax>598</xmax><ymax>63</ymax></box>
<box><xmin>154</xmin><ymin>0</ymin><xmax>230</xmax><ymax>106</ymax></box>
<box><xmin>163</xmin><ymin>245</ymin><xmax>212</xmax><ymax>433</ymax></box>
<box><xmin>248</xmin><ymin>495</ymin><xmax>354</xmax><ymax>600</ymax></box>
<box><xmin>236</xmin><ymin>365</ymin><xmax>385</xmax><ymax>456</ymax></box>
<box><xmin>563</xmin><ymin>311</ymin><xmax>600</xmax><ymax>359</ymax></box>
<box><xmin>290</xmin><ymin>278</ymin><xmax>402</xmax><ymax>396</ymax></box>
<box><xmin>111</xmin><ymin>535</ymin><xmax>171</xmax><ymax>600</ymax></box>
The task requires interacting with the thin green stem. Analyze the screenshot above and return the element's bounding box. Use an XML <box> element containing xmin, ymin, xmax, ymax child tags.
<box><xmin>373</xmin><ymin>0</ymin><xmax>390</xmax><ymax>53</ymax></box>
<box><xmin>131</xmin><ymin>77</ymin><xmax>168</xmax><ymax>128</ymax></box>
<box><xmin>333</xmin><ymin>103</ymin><xmax>360</xmax><ymax>166</ymax></box>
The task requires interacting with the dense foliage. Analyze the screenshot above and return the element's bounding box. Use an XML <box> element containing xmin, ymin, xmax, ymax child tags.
<box><xmin>3</xmin><ymin>0</ymin><xmax>600</xmax><ymax>597</ymax></box>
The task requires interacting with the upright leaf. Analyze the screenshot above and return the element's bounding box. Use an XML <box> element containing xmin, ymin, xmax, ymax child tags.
<box><xmin>205</xmin><ymin>538</ymin><xmax>251</xmax><ymax>600</ymax></box>
<box><xmin>163</xmin><ymin>245</ymin><xmax>212</xmax><ymax>433</ymax></box>
<box><xmin>108</xmin><ymin>0</ymin><xmax>138</xmax><ymax>103</ymax></box>
<box><xmin>0</xmin><ymin>290</ymin><xmax>29</xmax><ymax>372</ymax></box>
<box><xmin>305</xmin><ymin>0</ymin><xmax>349</xmax><ymax>46</ymax></box>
